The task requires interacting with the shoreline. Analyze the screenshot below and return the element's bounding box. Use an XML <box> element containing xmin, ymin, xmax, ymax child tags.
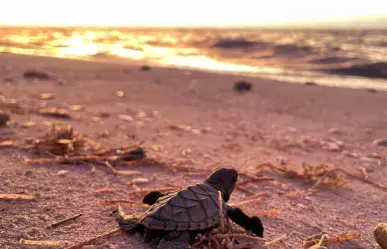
<box><xmin>2</xmin><ymin>51</ymin><xmax>387</xmax><ymax>92</ymax></box>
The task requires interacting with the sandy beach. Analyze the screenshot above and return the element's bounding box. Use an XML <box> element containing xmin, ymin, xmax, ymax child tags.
<box><xmin>1</xmin><ymin>52</ymin><xmax>387</xmax><ymax>249</ymax></box>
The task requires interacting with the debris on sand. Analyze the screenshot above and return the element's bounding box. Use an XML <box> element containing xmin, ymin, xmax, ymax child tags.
<box><xmin>367</xmin><ymin>88</ymin><xmax>378</xmax><ymax>93</ymax></box>
<box><xmin>373</xmin><ymin>138</ymin><xmax>387</xmax><ymax>147</ymax></box>
<box><xmin>256</xmin><ymin>161</ymin><xmax>387</xmax><ymax>192</ymax></box>
<box><xmin>22</xmin><ymin>121</ymin><xmax>36</xmax><ymax>128</ymax></box>
<box><xmin>38</xmin><ymin>107</ymin><xmax>72</xmax><ymax>119</ymax></box>
<box><xmin>0</xmin><ymin>140</ymin><xmax>19</xmax><ymax>148</ymax></box>
<box><xmin>127</xmin><ymin>187</ymin><xmax>181</xmax><ymax>197</ymax></box>
<box><xmin>249</xmin><ymin>209</ymin><xmax>281</xmax><ymax>218</ymax></box>
<box><xmin>29</xmin><ymin>123</ymin><xmax>87</xmax><ymax>156</ymax></box>
<box><xmin>56</xmin><ymin>170</ymin><xmax>68</xmax><ymax>176</ymax></box>
<box><xmin>233</xmin><ymin>80</ymin><xmax>252</xmax><ymax>93</ymax></box>
<box><xmin>222</xmin><ymin>142</ymin><xmax>242</xmax><ymax>151</ymax></box>
<box><xmin>374</xmin><ymin>223</ymin><xmax>387</xmax><ymax>249</ymax></box>
<box><xmin>118</xmin><ymin>114</ymin><xmax>133</xmax><ymax>122</ymax></box>
<box><xmin>98</xmin><ymin>199</ymin><xmax>147</xmax><ymax>206</ymax></box>
<box><xmin>127</xmin><ymin>177</ymin><xmax>152</xmax><ymax>185</ymax></box>
<box><xmin>168</xmin><ymin>123</ymin><xmax>191</xmax><ymax>132</ymax></box>
<box><xmin>64</xmin><ymin>228</ymin><xmax>121</xmax><ymax>249</ymax></box>
<box><xmin>69</xmin><ymin>105</ymin><xmax>84</xmax><ymax>111</ymax></box>
<box><xmin>46</xmin><ymin>213</ymin><xmax>82</xmax><ymax>229</ymax></box>
<box><xmin>103</xmin><ymin>161</ymin><xmax>142</xmax><ymax>176</ymax></box>
<box><xmin>302</xmin><ymin>233</ymin><xmax>361</xmax><ymax>248</ymax></box>
<box><xmin>20</xmin><ymin>124</ymin><xmax>152</xmax><ymax>172</ymax></box>
<box><xmin>19</xmin><ymin>239</ymin><xmax>65</xmax><ymax>247</ymax></box>
<box><xmin>305</xmin><ymin>81</ymin><xmax>317</xmax><ymax>86</ymax></box>
<box><xmin>116</xmin><ymin>91</ymin><xmax>125</xmax><ymax>97</ymax></box>
<box><xmin>0</xmin><ymin>110</ymin><xmax>10</xmax><ymax>126</ymax></box>
<box><xmin>25</xmin><ymin>145</ymin><xmax>147</xmax><ymax>166</ymax></box>
<box><xmin>0</xmin><ymin>97</ymin><xmax>25</xmax><ymax>114</ymax></box>
<box><xmin>257</xmin><ymin>162</ymin><xmax>346</xmax><ymax>189</ymax></box>
<box><xmin>0</xmin><ymin>193</ymin><xmax>36</xmax><ymax>200</ymax></box>
<box><xmin>39</xmin><ymin>93</ymin><xmax>54</xmax><ymax>100</ymax></box>
<box><xmin>23</xmin><ymin>70</ymin><xmax>54</xmax><ymax>80</ymax></box>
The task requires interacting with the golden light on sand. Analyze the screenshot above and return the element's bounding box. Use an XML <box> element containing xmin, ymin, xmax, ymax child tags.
<box><xmin>0</xmin><ymin>0</ymin><xmax>386</xmax><ymax>26</ymax></box>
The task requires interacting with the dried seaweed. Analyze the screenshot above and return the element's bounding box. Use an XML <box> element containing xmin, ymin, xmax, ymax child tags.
<box><xmin>302</xmin><ymin>233</ymin><xmax>361</xmax><ymax>247</ymax></box>
<box><xmin>46</xmin><ymin>214</ymin><xmax>82</xmax><ymax>229</ymax></box>
<box><xmin>65</xmin><ymin>228</ymin><xmax>121</xmax><ymax>249</ymax></box>
<box><xmin>19</xmin><ymin>239</ymin><xmax>64</xmax><ymax>247</ymax></box>
<box><xmin>237</xmin><ymin>177</ymin><xmax>275</xmax><ymax>187</ymax></box>
<box><xmin>25</xmin><ymin>143</ymin><xmax>146</xmax><ymax>166</ymax></box>
<box><xmin>229</xmin><ymin>193</ymin><xmax>265</xmax><ymax>207</ymax></box>
<box><xmin>128</xmin><ymin>187</ymin><xmax>181</xmax><ymax>196</ymax></box>
<box><xmin>29</xmin><ymin>124</ymin><xmax>87</xmax><ymax>156</ymax></box>
<box><xmin>248</xmin><ymin>209</ymin><xmax>281</xmax><ymax>218</ymax></box>
<box><xmin>256</xmin><ymin>162</ymin><xmax>346</xmax><ymax>189</ymax></box>
<box><xmin>0</xmin><ymin>193</ymin><xmax>36</xmax><ymax>200</ymax></box>
<box><xmin>0</xmin><ymin>97</ymin><xmax>25</xmax><ymax>114</ymax></box>
<box><xmin>39</xmin><ymin>107</ymin><xmax>73</xmax><ymax>119</ymax></box>
<box><xmin>98</xmin><ymin>200</ymin><xmax>148</xmax><ymax>206</ymax></box>
<box><xmin>257</xmin><ymin>161</ymin><xmax>387</xmax><ymax>192</ymax></box>
<box><xmin>40</xmin><ymin>93</ymin><xmax>55</xmax><ymax>100</ymax></box>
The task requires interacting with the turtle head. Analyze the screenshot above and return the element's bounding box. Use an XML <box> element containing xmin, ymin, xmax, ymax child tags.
<box><xmin>204</xmin><ymin>167</ymin><xmax>238</xmax><ymax>203</ymax></box>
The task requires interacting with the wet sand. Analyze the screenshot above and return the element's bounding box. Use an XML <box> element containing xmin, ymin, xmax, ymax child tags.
<box><xmin>1</xmin><ymin>53</ymin><xmax>387</xmax><ymax>248</ymax></box>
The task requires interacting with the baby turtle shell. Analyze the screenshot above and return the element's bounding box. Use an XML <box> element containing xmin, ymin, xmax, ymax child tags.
<box><xmin>139</xmin><ymin>184</ymin><xmax>227</xmax><ymax>231</ymax></box>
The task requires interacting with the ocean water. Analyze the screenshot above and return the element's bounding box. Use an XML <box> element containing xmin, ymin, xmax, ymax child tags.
<box><xmin>1</xmin><ymin>27</ymin><xmax>387</xmax><ymax>90</ymax></box>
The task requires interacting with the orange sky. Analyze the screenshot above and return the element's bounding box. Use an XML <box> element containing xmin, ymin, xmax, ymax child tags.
<box><xmin>1</xmin><ymin>0</ymin><xmax>386</xmax><ymax>27</ymax></box>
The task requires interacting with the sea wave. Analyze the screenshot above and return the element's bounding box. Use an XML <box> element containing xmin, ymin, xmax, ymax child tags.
<box><xmin>325</xmin><ymin>62</ymin><xmax>387</xmax><ymax>79</ymax></box>
<box><xmin>309</xmin><ymin>57</ymin><xmax>359</xmax><ymax>64</ymax></box>
<box><xmin>211</xmin><ymin>38</ymin><xmax>267</xmax><ymax>49</ymax></box>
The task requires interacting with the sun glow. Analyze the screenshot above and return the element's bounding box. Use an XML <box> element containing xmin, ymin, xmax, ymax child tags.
<box><xmin>0</xmin><ymin>0</ymin><xmax>386</xmax><ymax>27</ymax></box>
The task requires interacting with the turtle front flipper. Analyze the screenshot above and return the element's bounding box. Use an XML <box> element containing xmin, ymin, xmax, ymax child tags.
<box><xmin>143</xmin><ymin>190</ymin><xmax>165</xmax><ymax>205</ymax></box>
<box><xmin>157</xmin><ymin>231</ymin><xmax>191</xmax><ymax>249</ymax></box>
<box><xmin>226</xmin><ymin>205</ymin><xmax>264</xmax><ymax>238</ymax></box>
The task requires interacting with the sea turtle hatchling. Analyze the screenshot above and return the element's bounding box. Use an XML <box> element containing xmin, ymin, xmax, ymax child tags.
<box><xmin>116</xmin><ymin>167</ymin><xmax>264</xmax><ymax>249</ymax></box>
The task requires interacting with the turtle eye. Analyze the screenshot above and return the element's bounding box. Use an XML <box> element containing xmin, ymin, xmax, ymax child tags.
<box><xmin>232</xmin><ymin>176</ymin><xmax>237</xmax><ymax>182</ymax></box>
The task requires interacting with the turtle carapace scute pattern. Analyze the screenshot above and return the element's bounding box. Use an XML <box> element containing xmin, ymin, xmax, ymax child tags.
<box><xmin>140</xmin><ymin>184</ymin><xmax>227</xmax><ymax>231</ymax></box>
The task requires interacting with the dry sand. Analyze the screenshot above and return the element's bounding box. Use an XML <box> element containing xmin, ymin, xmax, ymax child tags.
<box><xmin>0</xmin><ymin>53</ymin><xmax>387</xmax><ymax>249</ymax></box>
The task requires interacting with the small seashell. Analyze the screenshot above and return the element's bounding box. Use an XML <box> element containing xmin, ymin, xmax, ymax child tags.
<box><xmin>116</xmin><ymin>91</ymin><xmax>125</xmax><ymax>97</ymax></box>
<box><xmin>39</xmin><ymin>93</ymin><xmax>54</xmax><ymax>100</ymax></box>
<box><xmin>118</xmin><ymin>115</ymin><xmax>133</xmax><ymax>122</ymax></box>
<box><xmin>192</xmin><ymin>129</ymin><xmax>201</xmax><ymax>135</ymax></box>
<box><xmin>56</xmin><ymin>170</ymin><xmax>68</xmax><ymax>176</ymax></box>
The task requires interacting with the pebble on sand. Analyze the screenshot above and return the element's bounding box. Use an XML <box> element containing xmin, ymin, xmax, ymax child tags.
<box><xmin>140</xmin><ymin>65</ymin><xmax>151</xmax><ymax>71</ymax></box>
<box><xmin>118</xmin><ymin>114</ymin><xmax>133</xmax><ymax>122</ymax></box>
<box><xmin>23</xmin><ymin>70</ymin><xmax>53</xmax><ymax>80</ymax></box>
<box><xmin>373</xmin><ymin>138</ymin><xmax>387</xmax><ymax>147</ymax></box>
<box><xmin>0</xmin><ymin>111</ymin><xmax>10</xmax><ymax>126</ymax></box>
<box><xmin>233</xmin><ymin>80</ymin><xmax>252</xmax><ymax>93</ymax></box>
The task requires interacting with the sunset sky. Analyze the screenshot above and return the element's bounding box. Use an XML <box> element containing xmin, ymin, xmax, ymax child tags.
<box><xmin>1</xmin><ymin>0</ymin><xmax>386</xmax><ymax>27</ymax></box>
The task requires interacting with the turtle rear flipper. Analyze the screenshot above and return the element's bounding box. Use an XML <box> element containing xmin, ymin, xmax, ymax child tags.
<box><xmin>157</xmin><ymin>231</ymin><xmax>190</xmax><ymax>249</ymax></box>
<box><xmin>116</xmin><ymin>217</ymin><xmax>142</xmax><ymax>232</ymax></box>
